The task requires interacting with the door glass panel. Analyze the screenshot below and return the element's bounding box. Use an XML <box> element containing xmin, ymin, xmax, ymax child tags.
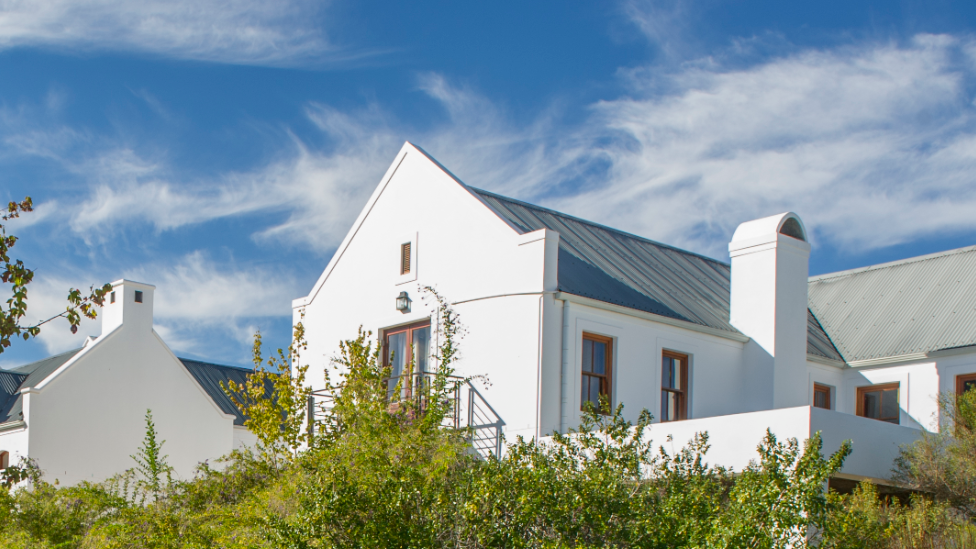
<box><xmin>413</xmin><ymin>326</ymin><xmax>430</xmax><ymax>374</ymax></box>
<box><xmin>386</xmin><ymin>331</ymin><xmax>407</xmax><ymax>397</ymax></box>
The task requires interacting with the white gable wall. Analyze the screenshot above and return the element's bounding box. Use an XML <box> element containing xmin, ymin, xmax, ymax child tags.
<box><xmin>297</xmin><ymin>143</ymin><xmax>556</xmax><ymax>440</ymax></box>
<box><xmin>24</xmin><ymin>283</ymin><xmax>238</xmax><ymax>485</ymax></box>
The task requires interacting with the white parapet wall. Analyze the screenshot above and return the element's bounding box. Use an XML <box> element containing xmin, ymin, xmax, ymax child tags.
<box><xmin>630</xmin><ymin>406</ymin><xmax>920</xmax><ymax>483</ymax></box>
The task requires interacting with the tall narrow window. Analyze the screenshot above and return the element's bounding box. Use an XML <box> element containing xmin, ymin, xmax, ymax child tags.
<box><xmin>110</xmin><ymin>291</ymin><xmax>116</xmax><ymax>304</ymax></box>
<box><xmin>400</xmin><ymin>242</ymin><xmax>412</xmax><ymax>275</ymax></box>
<box><xmin>661</xmin><ymin>351</ymin><xmax>688</xmax><ymax>422</ymax></box>
<box><xmin>856</xmin><ymin>383</ymin><xmax>899</xmax><ymax>424</ymax></box>
<box><xmin>134</xmin><ymin>290</ymin><xmax>143</xmax><ymax>303</ymax></box>
<box><xmin>957</xmin><ymin>373</ymin><xmax>976</xmax><ymax>396</ymax></box>
<box><xmin>580</xmin><ymin>333</ymin><xmax>612</xmax><ymax>413</ymax></box>
<box><xmin>0</xmin><ymin>451</ymin><xmax>8</xmax><ymax>470</ymax></box>
<box><xmin>383</xmin><ymin>320</ymin><xmax>431</xmax><ymax>398</ymax></box>
<box><xmin>813</xmin><ymin>384</ymin><xmax>831</xmax><ymax>410</ymax></box>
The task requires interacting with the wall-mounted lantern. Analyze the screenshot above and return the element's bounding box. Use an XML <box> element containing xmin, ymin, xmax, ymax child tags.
<box><xmin>395</xmin><ymin>291</ymin><xmax>412</xmax><ymax>314</ymax></box>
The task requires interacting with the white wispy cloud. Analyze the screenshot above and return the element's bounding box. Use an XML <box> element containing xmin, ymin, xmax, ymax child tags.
<box><xmin>0</xmin><ymin>0</ymin><xmax>342</xmax><ymax>65</ymax></box>
<box><xmin>20</xmin><ymin>252</ymin><xmax>296</xmax><ymax>356</ymax></box>
<box><xmin>10</xmin><ymin>34</ymin><xmax>976</xmax><ymax>263</ymax></box>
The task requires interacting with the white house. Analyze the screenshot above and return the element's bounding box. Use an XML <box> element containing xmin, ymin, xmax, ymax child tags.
<box><xmin>297</xmin><ymin>142</ymin><xmax>976</xmax><ymax>486</ymax></box>
<box><xmin>0</xmin><ymin>280</ymin><xmax>257</xmax><ymax>485</ymax></box>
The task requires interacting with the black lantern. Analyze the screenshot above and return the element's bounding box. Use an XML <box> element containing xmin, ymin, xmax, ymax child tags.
<box><xmin>395</xmin><ymin>291</ymin><xmax>411</xmax><ymax>314</ymax></box>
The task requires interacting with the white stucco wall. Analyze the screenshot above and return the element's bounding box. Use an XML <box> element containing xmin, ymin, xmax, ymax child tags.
<box><xmin>25</xmin><ymin>281</ymin><xmax>240</xmax><ymax>485</ymax></box>
<box><xmin>0</xmin><ymin>425</ymin><xmax>29</xmax><ymax>469</ymax></box>
<box><xmin>296</xmin><ymin>143</ymin><xmax>555</xmax><ymax>442</ymax></box>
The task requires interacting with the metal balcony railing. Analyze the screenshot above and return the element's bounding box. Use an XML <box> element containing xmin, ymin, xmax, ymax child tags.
<box><xmin>308</xmin><ymin>371</ymin><xmax>504</xmax><ymax>459</ymax></box>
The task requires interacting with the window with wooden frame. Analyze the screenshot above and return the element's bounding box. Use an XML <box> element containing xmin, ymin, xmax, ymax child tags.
<box><xmin>383</xmin><ymin>320</ymin><xmax>431</xmax><ymax>398</ymax></box>
<box><xmin>400</xmin><ymin>242</ymin><xmax>412</xmax><ymax>275</ymax></box>
<box><xmin>813</xmin><ymin>384</ymin><xmax>831</xmax><ymax>410</ymax></box>
<box><xmin>0</xmin><ymin>451</ymin><xmax>8</xmax><ymax>470</ymax></box>
<box><xmin>580</xmin><ymin>333</ymin><xmax>612</xmax><ymax>413</ymax></box>
<box><xmin>661</xmin><ymin>351</ymin><xmax>689</xmax><ymax>422</ymax></box>
<box><xmin>856</xmin><ymin>383</ymin><xmax>900</xmax><ymax>424</ymax></box>
<box><xmin>957</xmin><ymin>373</ymin><xmax>976</xmax><ymax>396</ymax></box>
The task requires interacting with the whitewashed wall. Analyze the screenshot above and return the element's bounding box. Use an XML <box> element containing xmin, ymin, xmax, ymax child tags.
<box><xmin>0</xmin><ymin>426</ymin><xmax>29</xmax><ymax>469</ymax></box>
<box><xmin>24</xmin><ymin>281</ymin><xmax>240</xmax><ymax>486</ymax></box>
<box><xmin>295</xmin><ymin>143</ymin><xmax>557</xmax><ymax>442</ymax></box>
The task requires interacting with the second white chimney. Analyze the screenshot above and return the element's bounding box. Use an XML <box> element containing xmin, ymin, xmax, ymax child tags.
<box><xmin>100</xmin><ymin>279</ymin><xmax>156</xmax><ymax>336</ymax></box>
<box><xmin>729</xmin><ymin>213</ymin><xmax>810</xmax><ymax>409</ymax></box>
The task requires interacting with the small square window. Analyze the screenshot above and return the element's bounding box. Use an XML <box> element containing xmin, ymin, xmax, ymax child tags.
<box><xmin>134</xmin><ymin>290</ymin><xmax>143</xmax><ymax>303</ymax></box>
<box><xmin>110</xmin><ymin>291</ymin><xmax>116</xmax><ymax>304</ymax></box>
<box><xmin>856</xmin><ymin>383</ymin><xmax>899</xmax><ymax>424</ymax></box>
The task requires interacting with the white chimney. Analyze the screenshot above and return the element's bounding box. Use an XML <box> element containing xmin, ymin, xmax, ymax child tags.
<box><xmin>100</xmin><ymin>279</ymin><xmax>156</xmax><ymax>336</ymax></box>
<box><xmin>728</xmin><ymin>213</ymin><xmax>810</xmax><ymax>409</ymax></box>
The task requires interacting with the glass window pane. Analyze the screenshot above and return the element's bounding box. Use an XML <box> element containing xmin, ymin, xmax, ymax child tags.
<box><xmin>413</xmin><ymin>327</ymin><xmax>430</xmax><ymax>374</ymax></box>
<box><xmin>662</xmin><ymin>391</ymin><xmax>680</xmax><ymax>422</ymax></box>
<box><xmin>964</xmin><ymin>379</ymin><xmax>976</xmax><ymax>394</ymax></box>
<box><xmin>593</xmin><ymin>342</ymin><xmax>606</xmax><ymax>375</ymax></box>
<box><xmin>814</xmin><ymin>390</ymin><xmax>828</xmax><ymax>409</ymax></box>
<box><xmin>863</xmin><ymin>391</ymin><xmax>880</xmax><ymax>419</ymax></box>
<box><xmin>582</xmin><ymin>340</ymin><xmax>593</xmax><ymax>373</ymax></box>
<box><xmin>590</xmin><ymin>379</ymin><xmax>601</xmax><ymax>409</ymax></box>
<box><xmin>662</xmin><ymin>357</ymin><xmax>673</xmax><ymax>389</ymax></box>
<box><xmin>881</xmin><ymin>389</ymin><xmax>899</xmax><ymax>420</ymax></box>
<box><xmin>581</xmin><ymin>376</ymin><xmax>590</xmax><ymax>407</ymax></box>
<box><xmin>672</xmin><ymin>359</ymin><xmax>682</xmax><ymax>390</ymax></box>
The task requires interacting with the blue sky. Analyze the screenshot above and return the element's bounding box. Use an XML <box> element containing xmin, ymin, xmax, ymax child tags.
<box><xmin>3</xmin><ymin>0</ymin><xmax>976</xmax><ymax>368</ymax></box>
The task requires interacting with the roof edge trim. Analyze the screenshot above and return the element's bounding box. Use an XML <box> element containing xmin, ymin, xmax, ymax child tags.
<box><xmin>555</xmin><ymin>292</ymin><xmax>750</xmax><ymax>343</ymax></box>
<box><xmin>0</xmin><ymin>419</ymin><xmax>26</xmax><ymax>433</ymax></box>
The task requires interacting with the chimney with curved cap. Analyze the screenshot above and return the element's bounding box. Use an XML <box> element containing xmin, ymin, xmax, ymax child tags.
<box><xmin>729</xmin><ymin>212</ymin><xmax>811</xmax><ymax>409</ymax></box>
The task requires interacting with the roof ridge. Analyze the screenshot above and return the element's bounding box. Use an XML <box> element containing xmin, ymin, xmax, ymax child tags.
<box><xmin>470</xmin><ymin>187</ymin><xmax>730</xmax><ymax>268</ymax></box>
<box><xmin>809</xmin><ymin>243</ymin><xmax>976</xmax><ymax>282</ymax></box>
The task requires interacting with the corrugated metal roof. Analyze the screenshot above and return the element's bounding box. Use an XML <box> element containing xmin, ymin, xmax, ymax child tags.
<box><xmin>808</xmin><ymin>245</ymin><xmax>976</xmax><ymax>363</ymax></box>
<box><xmin>1</xmin><ymin>349</ymin><xmax>82</xmax><ymax>424</ymax></box>
<box><xmin>471</xmin><ymin>188</ymin><xmax>845</xmax><ymax>362</ymax></box>
<box><xmin>179</xmin><ymin>359</ymin><xmax>266</xmax><ymax>426</ymax></box>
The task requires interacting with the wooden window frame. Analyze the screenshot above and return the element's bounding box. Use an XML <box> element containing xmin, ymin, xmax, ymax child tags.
<box><xmin>580</xmin><ymin>332</ymin><xmax>613</xmax><ymax>414</ymax></box>
<box><xmin>0</xmin><ymin>451</ymin><xmax>8</xmax><ymax>470</ymax></box>
<box><xmin>813</xmin><ymin>383</ymin><xmax>832</xmax><ymax>410</ymax></box>
<box><xmin>661</xmin><ymin>350</ymin><xmax>689</xmax><ymax>422</ymax></box>
<box><xmin>856</xmin><ymin>383</ymin><xmax>900</xmax><ymax>423</ymax></box>
<box><xmin>957</xmin><ymin>373</ymin><xmax>976</xmax><ymax>396</ymax></box>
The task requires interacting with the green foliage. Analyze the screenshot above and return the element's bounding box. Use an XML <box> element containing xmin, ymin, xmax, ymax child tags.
<box><xmin>0</xmin><ymin>289</ymin><xmax>967</xmax><ymax>547</ymax></box>
<box><xmin>0</xmin><ymin>196</ymin><xmax>112</xmax><ymax>353</ymax></box>
<box><xmin>893</xmin><ymin>388</ymin><xmax>976</xmax><ymax>519</ymax></box>
<box><xmin>130</xmin><ymin>410</ymin><xmax>173</xmax><ymax>501</ymax></box>
<box><xmin>222</xmin><ymin>314</ymin><xmax>312</xmax><ymax>465</ymax></box>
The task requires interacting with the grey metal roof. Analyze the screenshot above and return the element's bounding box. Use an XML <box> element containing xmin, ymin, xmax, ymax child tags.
<box><xmin>179</xmin><ymin>359</ymin><xmax>266</xmax><ymax>426</ymax></box>
<box><xmin>1</xmin><ymin>348</ymin><xmax>82</xmax><ymax>424</ymax></box>
<box><xmin>0</xmin><ymin>349</ymin><xmax>256</xmax><ymax>426</ymax></box>
<box><xmin>808</xmin><ymin>245</ymin><xmax>976</xmax><ymax>363</ymax></box>
<box><xmin>470</xmin><ymin>188</ymin><xmax>845</xmax><ymax>362</ymax></box>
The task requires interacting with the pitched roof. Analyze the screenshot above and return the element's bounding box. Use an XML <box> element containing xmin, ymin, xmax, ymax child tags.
<box><xmin>808</xmin><ymin>245</ymin><xmax>976</xmax><ymax>363</ymax></box>
<box><xmin>0</xmin><ymin>349</ymin><xmax>256</xmax><ymax>426</ymax></box>
<box><xmin>179</xmin><ymin>359</ymin><xmax>268</xmax><ymax>426</ymax></box>
<box><xmin>1</xmin><ymin>348</ymin><xmax>82</xmax><ymax>424</ymax></box>
<box><xmin>471</xmin><ymin>188</ymin><xmax>845</xmax><ymax>362</ymax></box>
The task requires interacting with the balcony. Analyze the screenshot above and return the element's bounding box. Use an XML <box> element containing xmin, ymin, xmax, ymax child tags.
<box><xmin>308</xmin><ymin>372</ymin><xmax>505</xmax><ymax>459</ymax></box>
<box><xmin>635</xmin><ymin>406</ymin><xmax>922</xmax><ymax>484</ymax></box>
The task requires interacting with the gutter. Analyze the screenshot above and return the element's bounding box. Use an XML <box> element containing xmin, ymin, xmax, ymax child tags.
<box><xmin>0</xmin><ymin>420</ymin><xmax>26</xmax><ymax>434</ymax></box>
<box><xmin>554</xmin><ymin>292</ymin><xmax>750</xmax><ymax>343</ymax></box>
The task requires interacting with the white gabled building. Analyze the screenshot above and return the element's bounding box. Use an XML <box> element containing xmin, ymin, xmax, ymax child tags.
<box><xmin>0</xmin><ymin>280</ymin><xmax>257</xmax><ymax>485</ymax></box>
<box><xmin>297</xmin><ymin>142</ymin><xmax>976</xmax><ymax>486</ymax></box>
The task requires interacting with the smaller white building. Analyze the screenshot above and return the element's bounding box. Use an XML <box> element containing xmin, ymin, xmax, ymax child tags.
<box><xmin>0</xmin><ymin>280</ymin><xmax>257</xmax><ymax>486</ymax></box>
